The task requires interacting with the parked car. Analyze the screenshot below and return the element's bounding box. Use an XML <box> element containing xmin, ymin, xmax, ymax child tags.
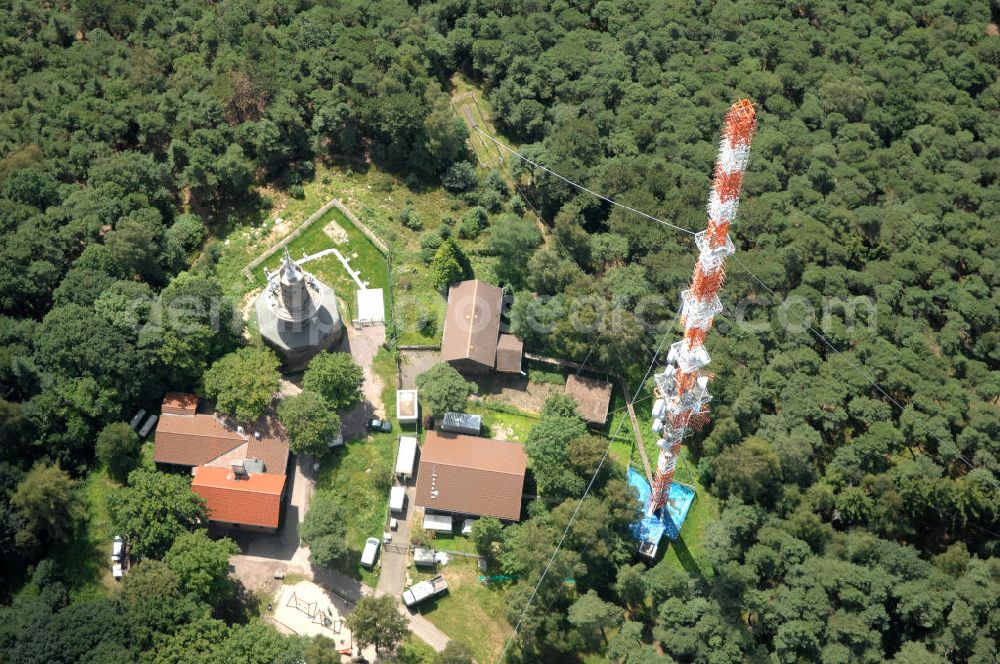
<box><xmin>366</xmin><ymin>417</ymin><xmax>392</xmax><ymax>433</ymax></box>
<box><xmin>112</xmin><ymin>563</ymin><xmax>123</xmax><ymax>580</ymax></box>
<box><xmin>360</xmin><ymin>537</ymin><xmax>381</xmax><ymax>568</ymax></box>
<box><xmin>111</xmin><ymin>535</ymin><xmax>124</xmax><ymax>562</ymax></box>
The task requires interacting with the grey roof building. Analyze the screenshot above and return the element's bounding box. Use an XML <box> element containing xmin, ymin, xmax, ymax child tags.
<box><xmin>440</xmin><ymin>412</ymin><xmax>482</xmax><ymax>436</ymax></box>
<box><xmin>254</xmin><ymin>249</ymin><xmax>344</xmax><ymax>372</ymax></box>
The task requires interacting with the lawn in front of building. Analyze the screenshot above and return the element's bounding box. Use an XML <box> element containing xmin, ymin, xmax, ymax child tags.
<box><xmin>408</xmin><ymin>557</ymin><xmax>514</xmax><ymax>664</ymax></box>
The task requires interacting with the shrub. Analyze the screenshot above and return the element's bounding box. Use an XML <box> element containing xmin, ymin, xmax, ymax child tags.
<box><xmin>430</xmin><ymin>239</ymin><xmax>472</xmax><ymax>290</ymax></box>
<box><xmin>458</xmin><ymin>206</ymin><xmax>489</xmax><ymax>239</ymax></box>
<box><xmin>438</xmin><ymin>217</ymin><xmax>453</xmax><ymax>238</ymax></box>
<box><xmin>419</xmin><ymin>231</ymin><xmax>443</xmax><ymax>264</ymax></box>
<box><xmin>410</xmin><ymin>525</ymin><xmax>435</xmax><ymax>548</ymax></box>
<box><xmin>529</xmin><ymin>369</ymin><xmax>566</xmax><ymax>386</ymax></box>
<box><xmin>477</xmin><ymin>187</ymin><xmax>503</xmax><ymax>213</ymax></box>
<box><xmin>96</xmin><ymin>422</ymin><xmax>142</xmax><ymax>483</ymax></box>
<box><xmin>441</xmin><ymin>161</ymin><xmax>478</xmax><ymax>193</ymax></box>
<box><xmin>415</xmin><ymin>362</ymin><xmax>475</xmax><ymax>415</ymax></box>
<box><xmin>399</xmin><ymin>204</ymin><xmax>423</xmax><ymax>230</ymax></box>
<box><xmin>482</xmin><ymin>401</ymin><xmax>523</xmax><ymax>415</ymax></box>
<box><xmin>300</xmin><ymin>491</ymin><xmax>350</xmax><ymax>569</ymax></box>
<box><xmin>542</xmin><ymin>393</ymin><xmax>579</xmax><ymax>418</ymax></box>
<box><xmin>470</xmin><ymin>516</ymin><xmax>504</xmax><ymax>557</ymax></box>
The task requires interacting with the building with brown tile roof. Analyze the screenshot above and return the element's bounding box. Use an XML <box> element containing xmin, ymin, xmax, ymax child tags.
<box><xmin>495</xmin><ymin>334</ymin><xmax>524</xmax><ymax>373</ymax></box>
<box><xmin>441</xmin><ymin>280</ymin><xmax>504</xmax><ymax>373</ymax></box>
<box><xmin>153</xmin><ymin>394</ymin><xmax>291</xmax><ymax>531</ymax></box>
<box><xmin>191</xmin><ymin>466</ymin><xmax>285</xmax><ymax>530</ymax></box>
<box><xmin>154</xmin><ymin>397</ymin><xmax>289</xmax><ymax>475</ymax></box>
<box><xmin>245</xmin><ymin>413</ymin><xmax>291</xmax><ymax>477</ymax></box>
<box><xmin>564</xmin><ymin>374</ymin><xmax>613</xmax><ymax>426</ymax></box>
<box><xmin>154</xmin><ymin>413</ymin><xmax>245</xmax><ymax>467</ymax></box>
<box><xmin>414</xmin><ymin>430</ymin><xmax>527</xmax><ymax>521</ymax></box>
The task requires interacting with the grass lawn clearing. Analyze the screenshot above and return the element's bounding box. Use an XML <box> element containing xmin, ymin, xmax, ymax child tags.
<box><xmin>410</xmin><ymin>557</ymin><xmax>513</xmax><ymax>663</ymax></box>
<box><xmin>658</xmin><ymin>452</ymin><xmax>719</xmax><ymax>579</ymax></box>
<box><xmin>424</xmin><ymin>528</ymin><xmax>477</xmax><ymax>555</ymax></box>
<box><xmin>314</xmin><ymin>436</ymin><xmax>394</xmax><ymax>587</ymax></box>
<box><xmin>397</xmin><ymin>634</ymin><xmax>438</xmax><ymax>663</ymax></box>
<box><xmin>209</xmin><ymin>78</ymin><xmax>521</xmax><ymax>348</ymax></box>
<box><xmin>52</xmin><ymin>469</ymin><xmax>118</xmax><ymax>601</ymax></box>
<box><xmin>311</xmin><ymin>347</ymin><xmax>403</xmax><ymax>586</ymax></box>
<box><xmin>465</xmin><ymin>402</ymin><xmax>540</xmax><ymax>443</ymax></box>
<box><xmin>210</xmin><ymin>161</ymin><xmax>457</xmax><ymax>346</ymax></box>
<box><xmin>604</xmin><ymin>381</ymin><xmax>720</xmax><ymax>578</ymax></box>
<box><xmin>450</xmin><ymin>76</ymin><xmax>506</xmax><ymax>169</ymax></box>
<box><xmin>253</xmin><ymin>206</ymin><xmax>390</xmax><ymax>322</ymax></box>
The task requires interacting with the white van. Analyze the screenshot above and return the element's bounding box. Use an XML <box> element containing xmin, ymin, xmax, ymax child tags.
<box><xmin>360</xmin><ymin>537</ymin><xmax>380</xmax><ymax>568</ymax></box>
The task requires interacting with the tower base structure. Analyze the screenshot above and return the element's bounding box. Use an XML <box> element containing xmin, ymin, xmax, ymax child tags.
<box><xmin>255</xmin><ymin>283</ymin><xmax>344</xmax><ymax>372</ymax></box>
<box><xmin>627</xmin><ymin>466</ymin><xmax>695</xmax><ymax>559</ymax></box>
<box><xmin>254</xmin><ymin>250</ymin><xmax>344</xmax><ymax>373</ymax></box>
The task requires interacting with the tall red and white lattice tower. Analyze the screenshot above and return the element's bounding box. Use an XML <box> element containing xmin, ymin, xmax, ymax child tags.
<box><xmin>649</xmin><ymin>100</ymin><xmax>757</xmax><ymax>515</ymax></box>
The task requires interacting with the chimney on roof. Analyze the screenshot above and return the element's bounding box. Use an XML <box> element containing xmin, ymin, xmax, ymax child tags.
<box><xmin>231</xmin><ymin>460</ymin><xmax>248</xmax><ymax>479</ymax></box>
<box><xmin>237</xmin><ymin>426</ymin><xmax>245</xmax><ymax>435</ymax></box>
<box><xmin>254</xmin><ymin>431</ymin><xmax>261</xmax><ymax>439</ymax></box>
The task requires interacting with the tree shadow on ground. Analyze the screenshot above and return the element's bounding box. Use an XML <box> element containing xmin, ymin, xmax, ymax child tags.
<box><xmin>312</xmin><ymin>565</ymin><xmax>366</xmax><ymax>603</ymax></box>
<box><xmin>668</xmin><ymin>535</ymin><xmax>703</xmax><ymax>578</ymax></box>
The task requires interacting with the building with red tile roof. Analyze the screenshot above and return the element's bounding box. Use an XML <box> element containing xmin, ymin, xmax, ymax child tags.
<box><xmin>191</xmin><ymin>466</ymin><xmax>285</xmax><ymax>530</ymax></box>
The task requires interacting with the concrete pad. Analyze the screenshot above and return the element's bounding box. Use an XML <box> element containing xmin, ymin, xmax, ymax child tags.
<box><xmin>274</xmin><ymin>581</ymin><xmax>355</xmax><ymax>648</ymax></box>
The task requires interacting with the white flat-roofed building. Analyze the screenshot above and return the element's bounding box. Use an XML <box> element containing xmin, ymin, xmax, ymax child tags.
<box><xmin>395</xmin><ymin>436</ymin><xmax>418</xmax><ymax>481</ymax></box>
<box><xmin>356</xmin><ymin>288</ymin><xmax>385</xmax><ymax>325</ymax></box>
<box><xmin>390</xmin><ymin>486</ymin><xmax>406</xmax><ymax>513</ymax></box>
<box><xmin>422</xmin><ymin>512</ymin><xmax>453</xmax><ymax>532</ymax></box>
<box><xmin>396</xmin><ymin>389</ymin><xmax>418</xmax><ymax>424</ymax></box>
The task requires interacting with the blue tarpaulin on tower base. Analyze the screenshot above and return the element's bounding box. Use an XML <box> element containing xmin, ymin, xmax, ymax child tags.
<box><xmin>628</xmin><ymin>466</ymin><xmax>695</xmax><ymax>547</ymax></box>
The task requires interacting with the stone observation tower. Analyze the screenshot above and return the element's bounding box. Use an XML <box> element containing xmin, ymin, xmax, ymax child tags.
<box><xmin>254</xmin><ymin>248</ymin><xmax>343</xmax><ymax>372</ymax></box>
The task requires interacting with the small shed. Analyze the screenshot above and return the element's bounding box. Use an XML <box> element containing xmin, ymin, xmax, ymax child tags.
<box><xmin>495</xmin><ymin>334</ymin><xmax>524</xmax><ymax>373</ymax></box>
<box><xmin>440</xmin><ymin>412</ymin><xmax>482</xmax><ymax>436</ymax></box>
<box><xmin>396</xmin><ymin>389</ymin><xmax>419</xmax><ymax>424</ymax></box>
<box><xmin>423</xmin><ymin>512</ymin><xmax>454</xmax><ymax>532</ymax></box>
<box><xmin>413</xmin><ymin>547</ymin><xmax>437</xmax><ymax>567</ymax></box>
<box><xmin>395</xmin><ymin>436</ymin><xmax>418</xmax><ymax>480</ymax></box>
<box><xmin>564</xmin><ymin>374</ymin><xmax>613</xmax><ymax>427</ymax></box>
<box><xmin>390</xmin><ymin>486</ymin><xmax>406</xmax><ymax>513</ymax></box>
<box><xmin>356</xmin><ymin>288</ymin><xmax>385</xmax><ymax>325</ymax></box>
<box><xmin>162</xmin><ymin>392</ymin><xmax>198</xmax><ymax>416</ymax></box>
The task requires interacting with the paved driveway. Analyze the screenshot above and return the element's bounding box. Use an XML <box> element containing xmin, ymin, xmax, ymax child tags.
<box><xmin>227</xmin><ymin>452</ymin><xmax>314</xmax><ymax>593</ymax></box>
<box><xmin>340</xmin><ymin>324</ymin><xmax>387</xmax><ymax>439</ymax></box>
<box><xmin>375</xmin><ymin>485</ymin><xmax>415</xmax><ymax>596</ymax></box>
<box><xmin>399</xmin><ymin>349</ymin><xmax>441</xmax><ymax>390</ymax></box>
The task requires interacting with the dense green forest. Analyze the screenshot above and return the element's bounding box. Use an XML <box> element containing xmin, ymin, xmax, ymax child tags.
<box><xmin>0</xmin><ymin>0</ymin><xmax>998</xmax><ymax>662</ymax></box>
